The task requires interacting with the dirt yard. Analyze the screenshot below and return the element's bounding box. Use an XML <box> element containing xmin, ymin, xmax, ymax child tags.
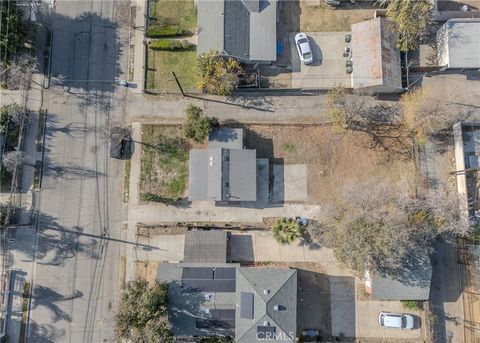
<box><xmin>242</xmin><ymin>125</ymin><xmax>416</xmax><ymax>205</ymax></box>
<box><xmin>135</xmin><ymin>261</ymin><xmax>160</xmax><ymax>286</ymax></box>
<box><xmin>139</xmin><ymin>125</ymin><xmax>205</xmax><ymax>199</ymax></box>
<box><xmin>300</xmin><ymin>0</ymin><xmax>376</xmax><ymax>32</ymax></box>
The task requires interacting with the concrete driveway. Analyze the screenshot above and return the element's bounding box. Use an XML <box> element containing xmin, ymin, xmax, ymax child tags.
<box><xmin>291</xmin><ymin>32</ymin><xmax>352</xmax><ymax>89</ymax></box>
<box><xmin>228</xmin><ymin>230</ymin><xmax>352</xmax><ymax>276</ymax></box>
<box><xmin>356</xmin><ymin>299</ymin><xmax>425</xmax><ymax>341</ymax></box>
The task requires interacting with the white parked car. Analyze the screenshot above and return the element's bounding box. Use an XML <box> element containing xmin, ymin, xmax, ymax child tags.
<box><xmin>378</xmin><ymin>312</ymin><xmax>415</xmax><ymax>329</ymax></box>
<box><xmin>295</xmin><ymin>33</ymin><xmax>313</xmax><ymax>65</ymax></box>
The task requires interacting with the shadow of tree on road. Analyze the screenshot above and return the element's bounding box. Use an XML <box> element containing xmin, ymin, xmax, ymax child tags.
<box><xmin>30</xmin><ymin>286</ymin><xmax>83</xmax><ymax>323</ymax></box>
<box><xmin>27</xmin><ymin>320</ymin><xmax>66</xmax><ymax>343</ymax></box>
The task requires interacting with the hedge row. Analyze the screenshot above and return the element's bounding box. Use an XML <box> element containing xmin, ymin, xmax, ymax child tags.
<box><xmin>147</xmin><ymin>26</ymin><xmax>187</xmax><ymax>38</ymax></box>
<box><xmin>149</xmin><ymin>39</ymin><xmax>194</xmax><ymax>51</ymax></box>
<box><xmin>139</xmin><ymin>192</ymin><xmax>183</xmax><ymax>205</ymax></box>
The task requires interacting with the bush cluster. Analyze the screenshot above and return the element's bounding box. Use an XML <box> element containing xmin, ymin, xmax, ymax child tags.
<box><xmin>149</xmin><ymin>39</ymin><xmax>194</xmax><ymax>51</ymax></box>
<box><xmin>147</xmin><ymin>25</ymin><xmax>187</xmax><ymax>38</ymax></box>
<box><xmin>140</xmin><ymin>192</ymin><xmax>182</xmax><ymax>205</ymax></box>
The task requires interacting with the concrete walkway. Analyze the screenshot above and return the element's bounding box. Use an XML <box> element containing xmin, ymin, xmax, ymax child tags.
<box><xmin>124</xmin><ymin>92</ymin><xmax>333</xmax><ymax>124</ymax></box>
<box><xmin>130</xmin><ymin>0</ymin><xmax>147</xmax><ymax>93</ymax></box>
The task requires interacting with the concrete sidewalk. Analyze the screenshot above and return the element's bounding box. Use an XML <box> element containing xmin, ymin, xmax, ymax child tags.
<box><xmin>130</xmin><ymin>0</ymin><xmax>147</xmax><ymax>93</ymax></box>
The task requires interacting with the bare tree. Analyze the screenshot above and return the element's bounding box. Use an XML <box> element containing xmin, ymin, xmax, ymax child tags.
<box><xmin>114</xmin><ymin>0</ymin><xmax>133</xmax><ymax>28</ymax></box>
<box><xmin>2</xmin><ymin>151</ymin><xmax>25</xmax><ymax>174</ymax></box>
<box><xmin>100</xmin><ymin>120</ymin><xmax>131</xmax><ymax>142</ymax></box>
<box><xmin>401</xmin><ymin>83</ymin><xmax>472</xmax><ymax>141</ymax></box>
<box><xmin>326</xmin><ymin>85</ymin><xmax>399</xmax><ymax>131</ymax></box>
<box><xmin>4</xmin><ymin>54</ymin><xmax>36</xmax><ymax>90</ymax></box>
<box><xmin>7</xmin><ymin>103</ymin><xmax>33</xmax><ymax>126</ymax></box>
<box><xmin>310</xmin><ymin>177</ymin><xmax>462</xmax><ymax>275</ymax></box>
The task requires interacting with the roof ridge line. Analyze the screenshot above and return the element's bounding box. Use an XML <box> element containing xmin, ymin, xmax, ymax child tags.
<box><xmin>265</xmin><ymin>271</ymin><xmax>297</xmax><ymax>336</ymax></box>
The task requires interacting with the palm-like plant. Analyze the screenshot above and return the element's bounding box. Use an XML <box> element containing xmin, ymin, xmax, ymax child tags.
<box><xmin>272</xmin><ymin>218</ymin><xmax>301</xmax><ymax>245</ymax></box>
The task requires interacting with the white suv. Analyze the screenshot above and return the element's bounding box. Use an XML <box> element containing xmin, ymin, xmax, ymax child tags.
<box><xmin>378</xmin><ymin>312</ymin><xmax>414</xmax><ymax>329</ymax></box>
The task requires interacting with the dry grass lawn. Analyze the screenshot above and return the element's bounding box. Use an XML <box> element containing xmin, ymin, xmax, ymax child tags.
<box><xmin>243</xmin><ymin>125</ymin><xmax>416</xmax><ymax>204</ymax></box>
<box><xmin>300</xmin><ymin>1</ymin><xmax>375</xmax><ymax>32</ymax></box>
<box><xmin>135</xmin><ymin>261</ymin><xmax>160</xmax><ymax>287</ymax></box>
<box><xmin>139</xmin><ymin>125</ymin><xmax>205</xmax><ymax>199</ymax></box>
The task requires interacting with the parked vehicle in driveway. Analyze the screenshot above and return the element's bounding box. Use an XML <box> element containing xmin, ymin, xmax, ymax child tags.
<box><xmin>378</xmin><ymin>312</ymin><xmax>415</xmax><ymax>329</ymax></box>
<box><xmin>295</xmin><ymin>32</ymin><xmax>313</xmax><ymax>65</ymax></box>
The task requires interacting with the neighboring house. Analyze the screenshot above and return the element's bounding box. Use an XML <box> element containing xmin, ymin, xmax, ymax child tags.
<box><xmin>437</xmin><ymin>19</ymin><xmax>480</xmax><ymax>69</ymax></box>
<box><xmin>188</xmin><ymin>128</ymin><xmax>268</xmax><ymax>204</ymax></box>
<box><xmin>364</xmin><ymin>253</ymin><xmax>432</xmax><ymax>301</ymax></box>
<box><xmin>157</xmin><ymin>231</ymin><xmax>297</xmax><ymax>342</ymax></box>
<box><xmin>453</xmin><ymin>122</ymin><xmax>480</xmax><ymax>223</ymax></box>
<box><xmin>197</xmin><ymin>0</ymin><xmax>278</xmax><ymax>63</ymax></box>
<box><xmin>351</xmin><ymin>17</ymin><xmax>403</xmax><ymax>94</ymax></box>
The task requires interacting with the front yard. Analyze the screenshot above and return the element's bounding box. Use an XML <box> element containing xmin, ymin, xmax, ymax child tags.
<box><xmin>146</xmin><ymin>49</ymin><xmax>197</xmax><ymax>92</ymax></box>
<box><xmin>139</xmin><ymin>125</ymin><xmax>204</xmax><ymax>200</ymax></box>
<box><xmin>149</xmin><ymin>0</ymin><xmax>197</xmax><ymax>33</ymax></box>
<box><xmin>146</xmin><ymin>0</ymin><xmax>198</xmax><ymax>93</ymax></box>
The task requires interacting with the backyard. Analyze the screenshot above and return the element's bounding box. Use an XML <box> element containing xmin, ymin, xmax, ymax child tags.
<box><xmin>139</xmin><ymin>125</ymin><xmax>204</xmax><ymax>200</ymax></box>
<box><xmin>146</xmin><ymin>0</ymin><xmax>198</xmax><ymax>93</ymax></box>
<box><xmin>241</xmin><ymin>124</ymin><xmax>416</xmax><ymax>204</ymax></box>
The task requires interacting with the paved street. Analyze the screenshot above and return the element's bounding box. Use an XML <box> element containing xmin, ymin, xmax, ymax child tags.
<box><xmin>27</xmin><ymin>1</ymin><xmax>128</xmax><ymax>342</ymax></box>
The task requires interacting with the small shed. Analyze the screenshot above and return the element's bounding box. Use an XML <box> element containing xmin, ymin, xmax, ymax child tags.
<box><xmin>351</xmin><ymin>17</ymin><xmax>402</xmax><ymax>94</ymax></box>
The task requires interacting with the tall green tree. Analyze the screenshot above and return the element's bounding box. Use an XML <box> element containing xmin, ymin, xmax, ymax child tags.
<box><xmin>0</xmin><ymin>1</ymin><xmax>28</xmax><ymax>64</ymax></box>
<box><xmin>182</xmin><ymin>104</ymin><xmax>218</xmax><ymax>143</ymax></box>
<box><xmin>386</xmin><ymin>0</ymin><xmax>433</xmax><ymax>52</ymax></box>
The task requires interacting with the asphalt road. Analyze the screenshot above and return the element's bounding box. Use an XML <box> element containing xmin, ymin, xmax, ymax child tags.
<box><xmin>28</xmin><ymin>1</ymin><xmax>128</xmax><ymax>342</ymax></box>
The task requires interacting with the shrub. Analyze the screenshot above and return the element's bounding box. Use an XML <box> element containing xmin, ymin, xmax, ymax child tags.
<box><xmin>140</xmin><ymin>192</ymin><xmax>182</xmax><ymax>205</ymax></box>
<box><xmin>272</xmin><ymin>218</ymin><xmax>301</xmax><ymax>245</ymax></box>
<box><xmin>182</xmin><ymin>104</ymin><xmax>218</xmax><ymax>143</ymax></box>
<box><xmin>147</xmin><ymin>25</ymin><xmax>187</xmax><ymax>38</ymax></box>
<box><xmin>401</xmin><ymin>300</ymin><xmax>423</xmax><ymax>311</ymax></box>
<box><xmin>0</xmin><ymin>166</ymin><xmax>12</xmax><ymax>188</ymax></box>
<box><xmin>149</xmin><ymin>39</ymin><xmax>194</xmax><ymax>51</ymax></box>
<box><xmin>116</xmin><ymin>279</ymin><xmax>173</xmax><ymax>343</ymax></box>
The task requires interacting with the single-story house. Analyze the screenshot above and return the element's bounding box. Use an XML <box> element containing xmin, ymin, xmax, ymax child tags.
<box><xmin>188</xmin><ymin>128</ymin><xmax>268</xmax><ymax>204</ymax></box>
<box><xmin>158</xmin><ymin>231</ymin><xmax>297</xmax><ymax>342</ymax></box>
<box><xmin>437</xmin><ymin>18</ymin><xmax>480</xmax><ymax>69</ymax></box>
<box><xmin>351</xmin><ymin>17</ymin><xmax>403</xmax><ymax>94</ymax></box>
<box><xmin>364</xmin><ymin>253</ymin><xmax>433</xmax><ymax>301</ymax></box>
<box><xmin>197</xmin><ymin>0</ymin><xmax>278</xmax><ymax>63</ymax></box>
<box><xmin>453</xmin><ymin>122</ymin><xmax>480</xmax><ymax>224</ymax></box>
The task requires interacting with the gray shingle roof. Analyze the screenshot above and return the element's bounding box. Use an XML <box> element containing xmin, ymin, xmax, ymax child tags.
<box><xmin>157</xmin><ymin>263</ymin><xmax>297</xmax><ymax>341</ymax></box>
<box><xmin>224</xmin><ymin>0</ymin><xmax>251</xmax><ymax>59</ymax></box>
<box><xmin>188</xmin><ymin>148</ymin><xmax>257</xmax><ymax>202</ymax></box>
<box><xmin>197</xmin><ymin>0</ymin><xmax>277</xmax><ymax>62</ymax></box>
<box><xmin>183</xmin><ymin>231</ymin><xmax>228</xmax><ymax>263</ymax></box>
<box><xmin>236</xmin><ymin>268</ymin><xmax>297</xmax><ymax>342</ymax></box>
